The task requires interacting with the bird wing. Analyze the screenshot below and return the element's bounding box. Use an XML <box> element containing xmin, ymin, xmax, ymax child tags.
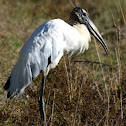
<box><xmin>4</xmin><ymin>19</ymin><xmax>83</xmax><ymax>98</ymax></box>
<box><xmin>5</xmin><ymin>19</ymin><xmax>64</xmax><ymax>98</ymax></box>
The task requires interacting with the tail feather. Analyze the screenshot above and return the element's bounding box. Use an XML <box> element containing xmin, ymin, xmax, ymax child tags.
<box><xmin>7</xmin><ymin>91</ymin><xmax>11</xmax><ymax>98</ymax></box>
<box><xmin>4</xmin><ymin>46</ymin><xmax>48</xmax><ymax>99</ymax></box>
<box><xmin>6</xmin><ymin>62</ymin><xmax>33</xmax><ymax>98</ymax></box>
<box><xmin>4</xmin><ymin>77</ymin><xmax>13</xmax><ymax>98</ymax></box>
<box><xmin>3</xmin><ymin>58</ymin><xmax>39</xmax><ymax>98</ymax></box>
<box><xmin>3</xmin><ymin>77</ymin><xmax>11</xmax><ymax>90</ymax></box>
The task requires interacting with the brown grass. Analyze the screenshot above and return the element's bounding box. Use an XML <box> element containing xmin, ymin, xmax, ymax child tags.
<box><xmin>0</xmin><ymin>0</ymin><xmax>126</xmax><ymax>125</ymax></box>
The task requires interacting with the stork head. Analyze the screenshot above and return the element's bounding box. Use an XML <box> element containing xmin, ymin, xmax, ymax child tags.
<box><xmin>70</xmin><ymin>7</ymin><xmax>109</xmax><ymax>55</ymax></box>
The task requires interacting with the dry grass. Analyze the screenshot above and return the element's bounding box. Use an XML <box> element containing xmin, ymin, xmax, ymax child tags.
<box><xmin>0</xmin><ymin>0</ymin><xmax>126</xmax><ymax>125</ymax></box>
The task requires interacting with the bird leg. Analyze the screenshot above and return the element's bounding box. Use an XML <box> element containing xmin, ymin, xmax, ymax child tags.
<box><xmin>38</xmin><ymin>75</ymin><xmax>46</xmax><ymax>125</ymax></box>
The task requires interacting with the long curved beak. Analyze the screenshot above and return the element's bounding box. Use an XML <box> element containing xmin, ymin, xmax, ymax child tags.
<box><xmin>86</xmin><ymin>18</ymin><xmax>109</xmax><ymax>55</ymax></box>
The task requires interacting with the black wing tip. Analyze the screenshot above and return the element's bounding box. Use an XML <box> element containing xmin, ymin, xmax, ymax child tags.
<box><xmin>3</xmin><ymin>76</ymin><xmax>11</xmax><ymax>90</ymax></box>
<box><xmin>4</xmin><ymin>76</ymin><xmax>13</xmax><ymax>99</ymax></box>
<box><xmin>7</xmin><ymin>91</ymin><xmax>11</xmax><ymax>98</ymax></box>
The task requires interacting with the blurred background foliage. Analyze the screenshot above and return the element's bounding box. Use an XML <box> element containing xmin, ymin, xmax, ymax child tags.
<box><xmin>0</xmin><ymin>0</ymin><xmax>126</xmax><ymax>125</ymax></box>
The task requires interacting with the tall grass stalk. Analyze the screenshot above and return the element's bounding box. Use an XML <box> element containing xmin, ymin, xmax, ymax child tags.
<box><xmin>94</xmin><ymin>38</ymin><xmax>109</xmax><ymax>126</ymax></box>
<box><xmin>115</xmin><ymin>47</ymin><xmax>123</xmax><ymax>125</ymax></box>
<box><xmin>73</xmin><ymin>67</ymin><xmax>89</xmax><ymax>126</ymax></box>
<box><xmin>63</xmin><ymin>57</ymin><xmax>72</xmax><ymax>101</ymax></box>
<box><xmin>117</xmin><ymin>0</ymin><xmax>126</xmax><ymax>25</ymax></box>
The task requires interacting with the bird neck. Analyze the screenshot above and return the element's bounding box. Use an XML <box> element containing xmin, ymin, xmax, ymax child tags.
<box><xmin>73</xmin><ymin>24</ymin><xmax>91</xmax><ymax>51</ymax></box>
<box><xmin>73</xmin><ymin>24</ymin><xmax>90</xmax><ymax>40</ymax></box>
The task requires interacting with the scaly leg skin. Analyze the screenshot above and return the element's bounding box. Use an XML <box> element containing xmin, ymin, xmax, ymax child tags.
<box><xmin>38</xmin><ymin>75</ymin><xmax>47</xmax><ymax>126</ymax></box>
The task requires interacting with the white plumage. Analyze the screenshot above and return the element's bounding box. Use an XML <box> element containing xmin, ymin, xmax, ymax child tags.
<box><xmin>8</xmin><ymin>19</ymin><xmax>91</xmax><ymax>96</ymax></box>
<box><xmin>4</xmin><ymin>7</ymin><xmax>108</xmax><ymax>124</ymax></box>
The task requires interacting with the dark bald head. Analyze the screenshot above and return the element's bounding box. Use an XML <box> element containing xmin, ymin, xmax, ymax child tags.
<box><xmin>69</xmin><ymin>7</ymin><xmax>88</xmax><ymax>25</ymax></box>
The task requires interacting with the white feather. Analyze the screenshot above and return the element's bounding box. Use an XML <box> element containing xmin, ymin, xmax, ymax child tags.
<box><xmin>7</xmin><ymin>19</ymin><xmax>91</xmax><ymax>97</ymax></box>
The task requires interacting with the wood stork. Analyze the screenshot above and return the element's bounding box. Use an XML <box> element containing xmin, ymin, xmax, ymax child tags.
<box><xmin>4</xmin><ymin>7</ymin><xmax>109</xmax><ymax>124</ymax></box>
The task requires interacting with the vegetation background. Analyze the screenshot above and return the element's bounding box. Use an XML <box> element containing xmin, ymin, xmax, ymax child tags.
<box><xmin>0</xmin><ymin>0</ymin><xmax>126</xmax><ymax>125</ymax></box>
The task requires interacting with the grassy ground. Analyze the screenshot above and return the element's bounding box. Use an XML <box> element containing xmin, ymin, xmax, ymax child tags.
<box><xmin>0</xmin><ymin>0</ymin><xmax>126</xmax><ymax>125</ymax></box>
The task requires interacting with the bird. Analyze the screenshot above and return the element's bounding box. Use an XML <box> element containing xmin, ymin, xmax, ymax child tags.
<box><xmin>4</xmin><ymin>7</ymin><xmax>109</xmax><ymax>125</ymax></box>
